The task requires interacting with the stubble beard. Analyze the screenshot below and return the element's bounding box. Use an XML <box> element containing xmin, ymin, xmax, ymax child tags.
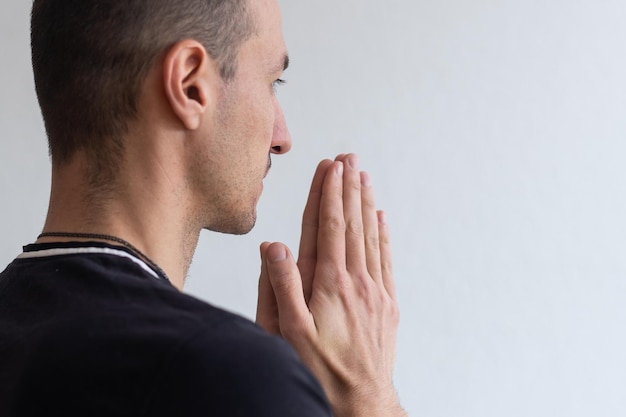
<box><xmin>210</xmin><ymin>153</ymin><xmax>270</xmax><ymax>235</ymax></box>
<box><xmin>196</xmin><ymin>84</ymin><xmax>271</xmax><ymax>236</ymax></box>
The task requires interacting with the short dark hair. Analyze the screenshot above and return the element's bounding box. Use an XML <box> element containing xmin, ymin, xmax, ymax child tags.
<box><xmin>31</xmin><ymin>0</ymin><xmax>254</xmax><ymax>184</ymax></box>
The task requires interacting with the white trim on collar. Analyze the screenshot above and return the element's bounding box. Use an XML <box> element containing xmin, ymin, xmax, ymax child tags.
<box><xmin>17</xmin><ymin>246</ymin><xmax>160</xmax><ymax>279</ymax></box>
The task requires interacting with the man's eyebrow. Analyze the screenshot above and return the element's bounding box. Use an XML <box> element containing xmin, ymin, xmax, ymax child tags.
<box><xmin>282</xmin><ymin>54</ymin><xmax>290</xmax><ymax>71</ymax></box>
<box><xmin>272</xmin><ymin>53</ymin><xmax>289</xmax><ymax>74</ymax></box>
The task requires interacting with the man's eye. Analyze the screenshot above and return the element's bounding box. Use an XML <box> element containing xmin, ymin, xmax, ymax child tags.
<box><xmin>272</xmin><ymin>78</ymin><xmax>286</xmax><ymax>93</ymax></box>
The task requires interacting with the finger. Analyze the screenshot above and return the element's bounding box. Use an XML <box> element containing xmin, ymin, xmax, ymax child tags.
<box><xmin>298</xmin><ymin>159</ymin><xmax>334</xmax><ymax>302</ymax></box>
<box><xmin>265</xmin><ymin>243</ymin><xmax>316</xmax><ymax>342</ymax></box>
<box><xmin>317</xmin><ymin>161</ymin><xmax>347</xmax><ymax>270</ymax></box>
<box><xmin>256</xmin><ymin>242</ymin><xmax>281</xmax><ymax>335</ymax></box>
<box><xmin>378</xmin><ymin>211</ymin><xmax>396</xmax><ymax>299</ymax></box>
<box><xmin>361</xmin><ymin>171</ymin><xmax>382</xmax><ymax>282</ymax></box>
<box><xmin>342</xmin><ymin>154</ymin><xmax>367</xmax><ymax>273</ymax></box>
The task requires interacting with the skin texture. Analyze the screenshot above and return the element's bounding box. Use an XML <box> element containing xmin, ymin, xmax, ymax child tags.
<box><xmin>38</xmin><ymin>0</ymin><xmax>291</xmax><ymax>286</ymax></box>
<box><xmin>185</xmin><ymin>0</ymin><xmax>291</xmax><ymax>235</ymax></box>
<box><xmin>37</xmin><ymin>0</ymin><xmax>405</xmax><ymax>415</ymax></box>
<box><xmin>257</xmin><ymin>154</ymin><xmax>407</xmax><ymax>417</ymax></box>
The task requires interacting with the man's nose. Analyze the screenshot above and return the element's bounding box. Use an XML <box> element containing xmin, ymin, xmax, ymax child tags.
<box><xmin>270</xmin><ymin>99</ymin><xmax>292</xmax><ymax>155</ymax></box>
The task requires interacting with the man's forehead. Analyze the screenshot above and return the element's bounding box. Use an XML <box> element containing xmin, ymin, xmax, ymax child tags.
<box><xmin>251</xmin><ymin>0</ymin><xmax>283</xmax><ymax>33</ymax></box>
<box><xmin>240</xmin><ymin>0</ymin><xmax>288</xmax><ymax>74</ymax></box>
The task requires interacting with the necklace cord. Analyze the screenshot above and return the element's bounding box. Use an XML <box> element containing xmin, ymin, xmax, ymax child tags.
<box><xmin>37</xmin><ymin>232</ymin><xmax>170</xmax><ymax>282</ymax></box>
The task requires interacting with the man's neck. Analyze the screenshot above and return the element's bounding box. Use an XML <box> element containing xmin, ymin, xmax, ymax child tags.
<box><xmin>39</xmin><ymin>154</ymin><xmax>199</xmax><ymax>290</ymax></box>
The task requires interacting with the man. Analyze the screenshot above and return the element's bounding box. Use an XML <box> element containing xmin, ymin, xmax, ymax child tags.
<box><xmin>0</xmin><ymin>0</ymin><xmax>406</xmax><ymax>416</ymax></box>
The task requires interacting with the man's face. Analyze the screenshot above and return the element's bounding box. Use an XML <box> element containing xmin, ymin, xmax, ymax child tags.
<box><xmin>189</xmin><ymin>0</ymin><xmax>291</xmax><ymax>235</ymax></box>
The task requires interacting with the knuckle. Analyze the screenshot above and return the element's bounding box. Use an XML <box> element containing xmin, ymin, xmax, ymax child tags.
<box><xmin>282</xmin><ymin>316</ymin><xmax>310</xmax><ymax>339</ymax></box>
<box><xmin>387</xmin><ymin>298</ymin><xmax>400</xmax><ymax>324</ymax></box>
<box><xmin>302</xmin><ymin>218</ymin><xmax>320</xmax><ymax>229</ymax></box>
<box><xmin>268</xmin><ymin>271</ymin><xmax>296</xmax><ymax>295</ymax></box>
<box><xmin>361</xmin><ymin>194</ymin><xmax>376</xmax><ymax>210</ymax></box>
<box><xmin>333</xmin><ymin>272</ymin><xmax>352</xmax><ymax>293</ymax></box>
<box><xmin>321</xmin><ymin>215</ymin><xmax>346</xmax><ymax>234</ymax></box>
<box><xmin>355</xmin><ymin>275</ymin><xmax>372</xmax><ymax>295</ymax></box>
<box><xmin>365</xmin><ymin>234</ymin><xmax>380</xmax><ymax>250</ymax></box>
<box><xmin>318</xmin><ymin>264</ymin><xmax>350</xmax><ymax>292</ymax></box>
<box><xmin>347</xmin><ymin>180</ymin><xmax>361</xmax><ymax>193</ymax></box>
<box><xmin>322</xmin><ymin>185</ymin><xmax>343</xmax><ymax>200</ymax></box>
<box><xmin>346</xmin><ymin>219</ymin><xmax>364</xmax><ymax>236</ymax></box>
<box><xmin>354</xmin><ymin>277</ymin><xmax>378</xmax><ymax>312</ymax></box>
<box><xmin>382</xmin><ymin>260</ymin><xmax>394</xmax><ymax>275</ymax></box>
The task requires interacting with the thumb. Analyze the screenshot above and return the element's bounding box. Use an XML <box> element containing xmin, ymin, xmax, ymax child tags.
<box><xmin>256</xmin><ymin>242</ymin><xmax>280</xmax><ymax>335</ymax></box>
<box><xmin>264</xmin><ymin>242</ymin><xmax>315</xmax><ymax>340</ymax></box>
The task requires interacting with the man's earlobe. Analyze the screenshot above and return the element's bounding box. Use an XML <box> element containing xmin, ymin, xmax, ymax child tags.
<box><xmin>163</xmin><ymin>40</ymin><xmax>215</xmax><ymax>131</ymax></box>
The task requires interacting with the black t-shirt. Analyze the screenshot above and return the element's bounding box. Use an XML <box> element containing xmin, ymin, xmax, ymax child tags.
<box><xmin>0</xmin><ymin>242</ymin><xmax>333</xmax><ymax>417</ymax></box>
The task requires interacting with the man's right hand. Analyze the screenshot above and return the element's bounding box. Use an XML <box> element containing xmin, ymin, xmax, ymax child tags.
<box><xmin>256</xmin><ymin>154</ymin><xmax>407</xmax><ymax>417</ymax></box>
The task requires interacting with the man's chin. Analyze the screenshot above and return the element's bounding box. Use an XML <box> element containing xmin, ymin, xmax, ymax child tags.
<box><xmin>204</xmin><ymin>211</ymin><xmax>257</xmax><ymax>236</ymax></box>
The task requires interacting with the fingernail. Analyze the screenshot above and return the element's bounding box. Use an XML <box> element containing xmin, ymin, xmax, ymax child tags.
<box><xmin>378</xmin><ymin>211</ymin><xmax>387</xmax><ymax>225</ymax></box>
<box><xmin>267</xmin><ymin>244</ymin><xmax>287</xmax><ymax>263</ymax></box>
<box><xmin>259</xmin><ymin>242</ymin><xmax>268</xmax><ymax>259</ymax></box>
<box><xmin>348</xmin><ymin>154</ymin><xmax>359</xmax><ymax>170</ymax></box>
<box><xmin>336</xmin><ymin>162</ymin><xmax>344</xmax><ymax>176</ymax></box>
<box><xmin>360</xmin><ymin>171</ymin><xmax>372</xmax><ymax>187</ymax></box>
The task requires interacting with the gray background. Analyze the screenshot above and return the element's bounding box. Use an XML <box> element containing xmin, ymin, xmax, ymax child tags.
<box><xmin>2</xmin><ymin>1</ymin><xmax>626</xmax><ymax>416</ymax></box>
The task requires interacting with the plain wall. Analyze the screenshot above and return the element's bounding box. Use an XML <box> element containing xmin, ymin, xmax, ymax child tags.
<box><xmin>2</xmin><ymin>1</ymin><xmax>626</xmax><ymax>416</ymax></box>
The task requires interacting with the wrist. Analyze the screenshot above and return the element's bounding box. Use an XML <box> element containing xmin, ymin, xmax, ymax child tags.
<box><xmin>333</xmin><ymin>385</ymin><xmax>407</xmax><ymax>417</ymax></box>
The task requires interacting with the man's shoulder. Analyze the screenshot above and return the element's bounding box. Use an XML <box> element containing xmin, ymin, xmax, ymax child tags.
<box><xmin>143</xmin><ymin>316</ymin><xmax>332</xmax><ymax>417</ymax></box>
<box><xmin>0</xmin><ymin>243</ymin><xmax>278</xmax><ymax>353</ymax></box>
<box><xmin>87</xmin><ymin>291</ymin><xmax>332</xmax><ymax>416</ymax></box>
<box><xmin>0</xmin><ymin>247</ymin><xmax>333</xmax><ymax>416</ymax></box>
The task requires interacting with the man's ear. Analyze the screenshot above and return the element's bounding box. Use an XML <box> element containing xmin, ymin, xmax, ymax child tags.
<box><xmin>162</xmin><ymin>40</ymin><xmax>217</xmax><ymax>131</ymax></box>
